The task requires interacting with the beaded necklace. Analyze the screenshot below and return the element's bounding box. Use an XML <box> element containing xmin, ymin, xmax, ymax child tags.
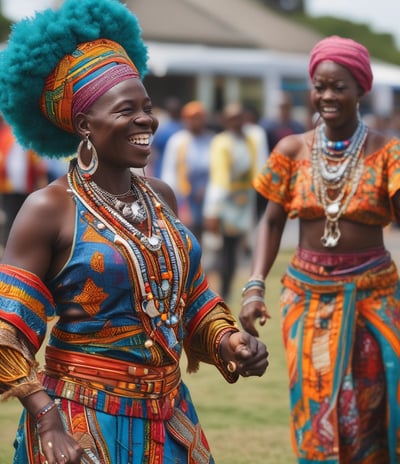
<box><xmin>89</xmin><ymin>180</ymin><xmax>148</xmax><ymax>224</ymax></box>
<box><xmin>312</xmin><ymin>119</ymin><xmax>367</xmax><ymax>247</ymax></box>
<box><xmin>67</xmin><ymin>162</ymin><xmax>188</xmax><ymax>340</ymax></box>
<box><xmin>78</xmin><ymin>166</ymin><xmax>162</xmax><ymax>251</ymax></box>
<box><xmin>323</xmin><ymin>133</ymin><xmax>352</xmax><ymax>155</ymax></box>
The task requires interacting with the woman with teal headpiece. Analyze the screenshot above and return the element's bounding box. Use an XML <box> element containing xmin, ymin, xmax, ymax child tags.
<box><xmin>0</xmin><ymin>1</ymin><xmax>268</xmax><ymax>463</ymax></box>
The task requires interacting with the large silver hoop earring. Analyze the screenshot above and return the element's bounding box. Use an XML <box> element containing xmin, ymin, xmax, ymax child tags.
<box><xmin>77</xmin><ymin>134</ymin><xmax>98</xmax><ymax>176</ymax></box>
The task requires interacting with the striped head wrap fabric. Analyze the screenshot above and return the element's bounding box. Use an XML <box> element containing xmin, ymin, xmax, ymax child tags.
<box><xmin>41</xmin><ymin>39</ymin><xmax>140</xmax><ymax>134</ymax></box>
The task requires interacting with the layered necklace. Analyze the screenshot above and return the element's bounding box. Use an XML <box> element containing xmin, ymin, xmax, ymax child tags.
<box><xmin>312</xmin><ymin>119</ymin><xmax>367</xmax><ymax>248</ymax></box>
<box><xmin>68</xmin><ymin>161</ymin><xmax>188</xmax><ymax>336</ymax></box>
<box><xmin>79</xmin><ymin>169</ymin><xmax>163</xmax><ymax>252</ymax></box>
<box><xmin>89</xmin><ymin>180</ymin><xmax>148</xmax><ymax>225</ymax></box>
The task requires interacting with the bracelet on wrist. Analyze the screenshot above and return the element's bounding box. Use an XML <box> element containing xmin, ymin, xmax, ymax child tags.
<box><xmin>241</xmin><ymin>279</ymin><xmax>265</xmax><ymax>297</ymax></box>
<box><xmin>36</xmin><ymin>400</ymin><xmax>56</xmax><ymax>422</ymax></box>
<box><xmin>242</xmin><ymin>294</ymin><xmax>265</xmax><ymax>306</ymax></box>
<box><xmin>216</xmin><ymin>327</ymin><xmax>237</xmax><ymax>358</ymax></box>
<box><xmin>215</xmin><ymin>327</ymin><xmax>239</xmax><ymax>374</ymax></box>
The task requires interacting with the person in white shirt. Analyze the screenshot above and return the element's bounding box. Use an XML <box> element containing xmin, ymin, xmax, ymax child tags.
<box><xmin>161</xmin><ymin>101</ymin><xmax>215</xmax><ymax>241</ymax></box>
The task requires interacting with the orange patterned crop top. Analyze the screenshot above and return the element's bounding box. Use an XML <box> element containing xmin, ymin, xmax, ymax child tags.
<box><xmin>254</xmin><ymin>139</ymin><xmax>400</xmax><ymax>226</ymax></box>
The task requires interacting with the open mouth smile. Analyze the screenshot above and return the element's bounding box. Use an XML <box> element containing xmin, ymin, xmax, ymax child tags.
<box><xmin>128</xmin><ymin>134</ymin><xmax>153</xmax><ymax>146</ymax></box>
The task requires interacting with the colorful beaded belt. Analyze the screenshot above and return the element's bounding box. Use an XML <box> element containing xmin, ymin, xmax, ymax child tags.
<box><xmin>44</xmin><ymin>345</ymin><xmax>181</xmax><ymax>399</ymax></box>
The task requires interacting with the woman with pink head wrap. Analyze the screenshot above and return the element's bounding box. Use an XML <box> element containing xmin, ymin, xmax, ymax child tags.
<box><xmin>240</xmin><ymin>35</ymin><xmax>400</xmax><ymax>463</ymax></box>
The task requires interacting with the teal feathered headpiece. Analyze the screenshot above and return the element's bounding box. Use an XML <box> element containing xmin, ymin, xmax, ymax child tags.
<box><xmin>0</xmin><ymin>0</ymin><xmax>148</xmax><ymax>158</ymax></box>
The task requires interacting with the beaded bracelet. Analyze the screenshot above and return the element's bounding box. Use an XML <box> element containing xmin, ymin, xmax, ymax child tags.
<box><xmin>215</xmin><ymin>327</ymin><xmax>240</xmax><ymax>374</ymax></box>
<box><xmin>242</xmin><ymin>295</ymin><xmax>265</xmax><ymax>306</ymax></box>
<box><xmin>241</xmin><ymin>279</ymin><xmax>265</xmax><ymax>297</ymax></box>
<box><xmin>36</xmin><ymin>401</ymin><xmax>56</xmax><ymax>422</ymax></box>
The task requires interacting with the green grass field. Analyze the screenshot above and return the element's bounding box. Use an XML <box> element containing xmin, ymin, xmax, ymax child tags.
<box><xmin>0</xmin><ymin>249</ymin><xmax>296</xmax><ymax>464</ymax></box>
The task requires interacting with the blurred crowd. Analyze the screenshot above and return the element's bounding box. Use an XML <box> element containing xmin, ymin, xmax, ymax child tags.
<box><xmin>0</xmin><ymin>113</ymin><xmax>69</xmax><ymax>253</ymax></box>
<box><xmin>2</xmin><ymin>94</ymin><xmax>400</xmax><ymax>297</ymax></box>
<box><xmin>149</xmin><ymin>94</ymin><xmax>400</xmax><ymax>300</ymax></box>
<box><xmin>148</xmin><ymin>92</ymin><xmax>307</xmax><ymax>301</ymax></box>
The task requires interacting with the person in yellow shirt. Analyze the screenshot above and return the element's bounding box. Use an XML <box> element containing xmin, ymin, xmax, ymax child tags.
<box><xmin>203</xmin><ymin>102</ymin><xmax>259</xmax><ymax>300</ymax></box>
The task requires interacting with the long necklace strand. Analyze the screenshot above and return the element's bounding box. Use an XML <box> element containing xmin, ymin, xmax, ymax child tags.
<box><xmin>312</xmin><ymin>119</ymin><xmax>368</xmax><ymax>248</ymax></box>
<box><xmin>68</xmin><ymin>163</ymin><xmax>186</xmax><ymax>330</ymax></box>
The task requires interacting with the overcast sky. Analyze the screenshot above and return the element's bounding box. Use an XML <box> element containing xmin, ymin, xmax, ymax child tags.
<box><xmin>307</xmin><ymin>0</ymin><xmax>400</xmax><ymax>47</ymax></box>
<box><xmin>3</xmin><ymin>0</ymin><xmax>400</xmax><ymax>48</ymax></box>
<box><xmin>2</xmin><ymin>0</ymin><xmax>53</xmax><ymax>20</ymax></box>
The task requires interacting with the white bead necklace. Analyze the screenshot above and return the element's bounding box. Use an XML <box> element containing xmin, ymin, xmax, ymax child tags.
<box><xmin>312</xmin><ymin>120</ymin><xmax>368</xmax><ymax>248</ymax></box>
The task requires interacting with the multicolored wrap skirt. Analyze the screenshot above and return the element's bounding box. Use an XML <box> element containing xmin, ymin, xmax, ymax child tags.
<box><xmin>281</xmin><ymin>250</ymin><xmax>400</xmax><ymax>463</ymax></box>
<box><xmin>14</xmin><ymin>380</ymin><xmax>214</xmax><ymax>464</ymax></box>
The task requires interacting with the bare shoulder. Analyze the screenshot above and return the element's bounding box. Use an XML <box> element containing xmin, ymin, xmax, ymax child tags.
<box><xmin>273</xmin><ymin>130</ymin><xmax>313</xmax><ymax>160</ymax></box>
<box><xmin>365</xmin><ymin>129</ymin><xmax>395</xmax><ymax>155</ymax></box>
<box><xmin>19</xmin><ymin>177</ymin><xmax>72</xmax><ymax>222</ymax></box>
<box><xmin>1</xmin><ymin>176</ymin><xmax>74</xmax><ymax>277</ymax></box>
<box><xmin>145</xmin><ymin>176</ymin><xmax>178</xmax><ymax>215</ymax></box>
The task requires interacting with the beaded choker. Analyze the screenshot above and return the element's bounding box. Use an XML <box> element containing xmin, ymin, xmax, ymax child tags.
<box><xmin>324</xmin><ymin>135</ymin><xmax>352</xmax><ymax>153</ymax></box>
<box><xmin>312</xmin><ymin>119</ymin><xmax>367</xmax><ymax>247</ymax></box>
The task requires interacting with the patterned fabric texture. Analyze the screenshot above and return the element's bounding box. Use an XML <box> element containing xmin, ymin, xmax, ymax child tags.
<box><xmin>0</xmin><ymin>166</ymin><xmax>240</xmax><ymax>463</ymax></box>
<box><xmin>14</xmin><ymin>383</ymin><xmax>214</xmax><ymax>464</ymax></box>
<box><xmin>281</xmin><ymin>257</ymin><xmax>400</xmax><ymax>463</ymax></box>
<box><xmin>253</xmin><ymin>139</ymin><xmax>400</xmax><ymax>226</ymax></box>
<box><xmin>41</xmin><ymin>38</ymin><xmax>139</xmax><ymax>134</ymax></box>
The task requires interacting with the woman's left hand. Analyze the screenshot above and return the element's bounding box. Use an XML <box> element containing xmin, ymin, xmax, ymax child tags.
<box><xmin>221</xmin><ymin>331</ymin><xmax>269</xmax><ymax>377</ymax></box>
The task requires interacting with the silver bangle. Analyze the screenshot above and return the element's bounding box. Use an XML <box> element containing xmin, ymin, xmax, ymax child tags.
<box><xmin>242</xmin><ymin>295</ymin><xmax>265</xmax><ymax>306</ymax></box>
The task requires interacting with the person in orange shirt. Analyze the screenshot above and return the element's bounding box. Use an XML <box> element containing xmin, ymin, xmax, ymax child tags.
<box><xmin>0</xmin><ymin>114</ymin><xmax>47</xmax><ymax>248</ymax></box>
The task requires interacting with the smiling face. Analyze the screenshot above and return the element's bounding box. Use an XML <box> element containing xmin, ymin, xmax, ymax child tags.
<box><xmin>76</xmin><ymin>78</ymin><xmax>159</xmax><ymax>171</ymax></box>
<box><xmin>310</xmin><ymin>60</ymin><xmax>363</xmax><ymax>138</ymax></box>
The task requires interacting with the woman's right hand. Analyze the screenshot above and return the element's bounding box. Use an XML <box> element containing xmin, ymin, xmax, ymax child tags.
<box><xmin>239</xmin><ymin>290</ymin><xmax>271</xmax><ymax>337</ymax></box>
<box><xmin>37</xmin><ymin>406</ymin><xmax>84</xmax><ymax>464</ymax></box>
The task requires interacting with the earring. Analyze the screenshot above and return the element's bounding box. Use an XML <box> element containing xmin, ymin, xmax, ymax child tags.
<box><xmin>77</xmin><ymin>133</ymin><xmax>98</xmax><ymax>176</ymax></box>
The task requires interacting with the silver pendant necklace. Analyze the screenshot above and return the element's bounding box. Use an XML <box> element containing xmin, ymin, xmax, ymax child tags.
<box><xmin>90</xmin><ymin>181</ymin><xmax>148</xmax><ymax>224</ymax></box>
<box><xmin>312</xmin><ymin>119</ymin><xmax>367</xmax><ymax>248</ymax></box>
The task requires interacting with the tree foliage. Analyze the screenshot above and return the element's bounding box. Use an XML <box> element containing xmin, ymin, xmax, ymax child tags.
<box><xmin>0</xmin><ymin>13</ymin><xmax>11</xmax><ymax>43</ymax></box>
<box><xmin>292</xmin><ymin>13</ymin><xmax>400</xmax><ymax>65</ymax></box>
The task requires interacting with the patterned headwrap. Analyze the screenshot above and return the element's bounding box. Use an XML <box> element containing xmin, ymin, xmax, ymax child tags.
<box><xmin>309</xmin><ymin>36</ymin><xmax>373</xmax><ymax>93</ymax></box>
<box><xmin>0</xmin><ymin>0</ymin><xmax>148</xmax><ymax>159</ymax></box>
<box><xmin>41</xmin><ymin>38</ymin><xmax>140</xmax><ymax>134</ymax></box>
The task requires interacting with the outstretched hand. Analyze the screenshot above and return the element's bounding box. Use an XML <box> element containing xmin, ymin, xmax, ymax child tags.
<box><xmin>239</xmin><ymin>298</ymin><xmax>271</xmax><ymax>337</ymax></box>
<box><xmin>221</xmin><ymin>331</ymin><xmax>269</xmax><ymax>377</ymax></box>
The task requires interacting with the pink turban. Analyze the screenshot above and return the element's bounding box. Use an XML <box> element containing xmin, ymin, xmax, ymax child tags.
<box><xmin>309</xmin><ymin>36</ymin><xmax>373</xmax><ymax>93</ymax></box>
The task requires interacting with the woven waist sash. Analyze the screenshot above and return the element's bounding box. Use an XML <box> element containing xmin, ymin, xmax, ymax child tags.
<box><xmin>294</xmin><ymin>246</ymin><xmax>390</xmax><ymax>276</ymax></box>
<box><xmin>42</xmin><ymin>346</ymin><xmax>181</xmax><ymax>418</ymax></box>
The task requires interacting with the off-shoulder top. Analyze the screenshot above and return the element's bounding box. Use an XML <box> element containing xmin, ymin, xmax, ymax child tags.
<box><xmin>254</xmin><ymin>139</ymin><xmax>400</xmax><ymax>226</ymax></box>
